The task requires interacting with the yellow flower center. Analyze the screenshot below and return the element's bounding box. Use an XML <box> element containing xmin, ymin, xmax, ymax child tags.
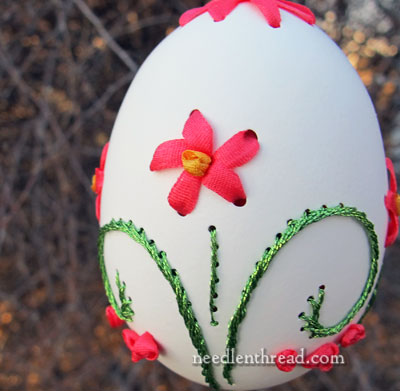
<box><xmin>396</xmin><ymin>193</ymin><xmax>400</xmax><ymax>216</ymax></box>
<box><xmin>182</xmin><ymin>150</ymin><xmax>212</xmax><ymax>177</ymax></box>
<box><xmin>91</xmin><ymin>174</ymin><xmax>97</xmax><ymax>193</ymax></box>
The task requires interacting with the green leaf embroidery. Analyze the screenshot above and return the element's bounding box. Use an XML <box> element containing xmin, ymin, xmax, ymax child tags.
<box><xmin>115</xmin><ymin>270</ymin><xmax>135</xmax><ymax>321</ymax></box>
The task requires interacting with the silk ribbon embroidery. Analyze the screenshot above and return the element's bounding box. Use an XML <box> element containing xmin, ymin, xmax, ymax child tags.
<box><xmin>150</xmin><ymin>110</ymin><xmax>260</xmax><ymax>216</ymax></box>
<box><xmin>385</xmin><ymin>157</ymin><xmax>400</xmax><ymax>247</ymax></box>
<box><xmin>179</xmin><ymin>0</ymin><xmax>316</xmax><ymax>29</ymax></box>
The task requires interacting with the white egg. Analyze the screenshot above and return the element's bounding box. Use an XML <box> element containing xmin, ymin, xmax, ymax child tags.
<box><xmin>98</xmin><ymin>3</ymin><xmax>388</xmax><ymax>390</ymax></box>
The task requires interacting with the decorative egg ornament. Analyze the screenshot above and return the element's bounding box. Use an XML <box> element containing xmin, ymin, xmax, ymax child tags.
<box><xmin>93</xmin><ymin>0</ymin><xmax>399</xmax><ymax>389</ymax></box>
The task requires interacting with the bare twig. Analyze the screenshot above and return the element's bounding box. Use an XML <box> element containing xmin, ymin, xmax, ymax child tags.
<box><xmin>72</xmin><ymin>0</ymin><xmax>139</xmax><ymax>72</ymax></box>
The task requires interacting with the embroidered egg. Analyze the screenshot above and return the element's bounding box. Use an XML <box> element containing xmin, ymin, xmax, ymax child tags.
<box><xmin>94</xmin><ymin>1</ymin><xmax>398</xmax><ymax>389</ymax></box>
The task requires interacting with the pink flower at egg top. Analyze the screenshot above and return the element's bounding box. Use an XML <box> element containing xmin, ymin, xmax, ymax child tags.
<box><xmin>179</xmin><ymin>0</ymin><xmax>316</xmax><ymax>28</ymax></box>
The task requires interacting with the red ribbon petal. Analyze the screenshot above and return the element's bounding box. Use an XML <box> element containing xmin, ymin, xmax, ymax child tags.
<box><xmin>340</xmin><ymin>324</ymin><xmax>366</xmax><ymax>348</ymax></box>
<box><xmin>277</xmin><ymin>0</ymin><xmax>316</xmax><ymax>25</ymax></box>
<box><xmin>303</xmin><ymin>342</ymin><xmax>340</xmax><ymax>372</ymax></box>
<box><xmin>251</xmin><ymin>0</ymin><xmax>281</xmax><ymax>28</ymax></box>
<box><xmin>131</xmin><ymin>332</ymin><xmax>159</xmax><ymax>362</ymax></box>
<box><xmin>275</xmin><ymin>349</ymin><xmax>298</xmax><ymax>372</ymax></box>
<box><xmin>94</xmin><ymin>168</ymin><xmax>104</xmax><ymax>194</ymax></box>
<box><xmin>122</xmin><ymin>329</ymin><xmax>140</xmax><ymax>350</ymax></box>
<box><xmin>387</xmin><ymin>157</ymin><xmax>397</xmax><ymax>193</ymax></box>
<box><xmin>93</xmin><ymin>142</ymin><xmax>109</xmax><ymax>222</ymax></box>
<box><xmin>122</xmin><ymin>329</ymin><xmax>159</xmax><ymax>362</ymax></box>
<box><xmin>182</xmin><ymin>110</ymin><xmax>214</xmax><ymax>155</ymax></box>
<box><xmin>179</xmin><ymin>6</ymin><xmax>208</xmax><ymax>26</ymax></box>
<box><xmin>168</xmin><ymin>171</ymin><xmax>203</xmax><ymax>216</ymax></box>
<box><xmin>208</xmin><ymin>0</ymin><xmax>240</xmax><ymax>22</ymax></box>
<box><xmin>203</xmin><ymin>161</ymin><xmax>247</xmax><ymax>205</ymax></box>
<box><xmin>385</xmin><ymin>191</ymin><xmax>399</xmax><ymax>247</ymax></box>
<box><xmin>95</xmin><ymin>194</ymin><xmax>101</xmax><ymax>222</ymax></box>
<box><xmin>213</xmin><ymin>129</ymin><xmax>259</xmax><ymax>169</ymax></box>
<box><xmin>150</xmin><ymin>139</ymin><xmax>187</xmax><ymax>171</ymax></box>
<box><xmin>105</xmin><ymin>306</ymin><xmax>125</xmax><ymax>328</ymax></box>
<box><xmin>99</xmin><ymin>142</ymin><xmax>109</xmax><ymax>170</ymax></box>
<box><xmin>385</xmin><ymin>157</ymin><xmax>399</xmax><ymax>247</ymax></box>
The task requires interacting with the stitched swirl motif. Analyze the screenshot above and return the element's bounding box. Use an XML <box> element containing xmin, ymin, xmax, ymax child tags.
<box><xmin>98</xmin><ymin>204</ymin><xmax>379</xmax><ymax>389</ymax></box>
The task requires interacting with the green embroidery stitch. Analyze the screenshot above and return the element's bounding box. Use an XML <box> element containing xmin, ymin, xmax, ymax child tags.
<box><xmin>223</xmin><ymin>205</ymin><xmax>379</xmax><ymax>385</ymax></box>
<box><xmin>115</xmin><ymin>270</ymin><xmax>135</xmax><ymax>321</ymax></box>
<box><xmin>359</xmin><ymin>269</ymin><xmax>382</xmax><ymax>323</ymax></box>
<box><xmin>98</xmin><ymin>233</ymin><xmax>134</xmax><ymax>321</ymax></box>
<box><xmin>98</xmin><ymin>219</ymin><xmax>220</xmax><ymax>390</ymax></box>
<box><xmin>299</xmin><ymin>285</ymin><xmax>326</xmax><ymax>335</ymax></box>
<box><xmin>209</xmin><ymin>226</ymin><xmax>220</xmax><ymax>326</ymax></box>
<box><xmin>98</xmin><ymin>205</ymin><xmax>379</xmax><ymax>388</ymax></box>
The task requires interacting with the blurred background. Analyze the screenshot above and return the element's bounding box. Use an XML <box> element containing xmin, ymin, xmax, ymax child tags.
<box><xmin>0</xmin><ymin>0</ymin><xmax>399</xmax><ymax>390</ymax></box>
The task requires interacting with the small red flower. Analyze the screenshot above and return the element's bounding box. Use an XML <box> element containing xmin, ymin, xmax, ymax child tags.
<box><xmin>302</xmin><ymin>342</ymin><xmax>340</xmax><ymax>372</ymax></box>
<box><xmin>105</xmin><ymin>306</ymin><xmax>125</xmax><ymax>328</ymax></box>
<box><xmin>385</xmin><ymin>157</ymin><xmax>400</xmax><ymax>247</ymax></box>
<box><xmin>179</xmin><ymin>0</ymin><xmax>316</xmax><ymax>29</ymax></box>
<box><xmin>275</xmin><ymin>349</ymin><xmax>298</xmax><ymax>372</ymax></box>
<box><xmin>340</xmin><ymin>324</ymin><xmax>366</xmax><ymax>348</ymax></box>
<box><xmin>150</xmin><ymin>110</ymin><xmax>260</xmax><ymax>216</ymax></box>
<box><xmin>122</xmin><ymin>329</ymin><xmax>159</xmax><ymax>363</ymax></box>
<box><xmin>92</xmin><ymin>142</ymin><xmax>109</xmax><ymax>221</ymax></box>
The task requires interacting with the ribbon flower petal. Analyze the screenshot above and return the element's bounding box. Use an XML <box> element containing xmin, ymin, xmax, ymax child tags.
<box><xmin>179</xmin><ymin>0</ymin><xmax>316</xmax><ymax>28</ymax></box>
<box><xmin>302</xmin><ymin>342</ymin><xmax>340</xmax><ymax>372</ymax></box>
<box><xmin>105</xmin><ymin>305</ymin><xmax>125</xmax><ymax>328</ymax></box>
<box><xmin>275</xmin><ymin>349</ymin><xmax>298</xmax><ymax>372</ymax></box>
<box><xmin>122</xmin><ymin>329</ymin><xmax>159</xmax><ymax>363</ymax></box>
<box><xmin>92</xmin><ymin>142</ymin><xmax>109</xmax><ymax>222</ymax></box>
<box><xmin>150</xmin><ymin>110</ymin><xmax>260</xmax><ymax>216</ymax></box>
<box><xmin>385</xmin><ymin>157</ymin><xmax>400</xmax><ymax>247</ymax></box>
<box><xmin>339</xmin><ymin>324</ymin><xmax>366</xmax><ymax>348</ymax></box>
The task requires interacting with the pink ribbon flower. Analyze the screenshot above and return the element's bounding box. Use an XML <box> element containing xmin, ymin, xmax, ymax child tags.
<box><xmin>122</xmin><ymin>329</ymin><xmax>159</xmax><ymax>363</ymax></box>
<box><xmin>150</xmin><ymin>110</ymin><xmax>260</xmax><ymax>216</ymax></box>
<box><xmin>339</xmin><ymin>324</ymin><xmax>366</xmax><ymax>348</ymax></box>
<box><xmin>275</xmin><ymin>349</ymin><xmax>298</xmax><ymax>372</ymax></box>
<box><xmin>92</xmin><ymin>142</ymin><xmax>109</xmax><ymax>222</ymax></box>
<box><xmin>179</xmin><ymin>0</ymin><xmax>316</xmax><ymax>29</ymax></box>
<box><xmin>105</xmin><ymin>306</ymin><xmax>125</xmax><ymax>328</ymax></box>
<box><xmin>385</xmin><ymin>157</ymin><xmax>400</xmax><ymax>247</ymax></box>
<box><xmin>302</xmin><ymin>342</ymin><xmax>340</xmax><ymax>372</ymax></box>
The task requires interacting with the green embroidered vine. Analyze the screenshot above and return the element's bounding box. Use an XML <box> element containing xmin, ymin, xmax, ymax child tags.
<box><xmin>298</xmin><ymin>284</ymin><xmax>326</xmax><ymax>335</ymax></box>
<box><xmin>115</xmin><ymin>270</ymin><xmax>135</xmax><ymax>320</ymax></box>
<box><xmin>209</xmin><ymin>225</ymin><xmax>220</xmax><ymax>326</ymax></box>
<box><xmin>98</xmin><ymin>205</ymin><xmax>379</xmax><ymax>388</ymax></box>
<box><xmin>359</xmin><ymin>269</ymin><xmax>382</xmax><ymax>324</ymax></box>
<box><xmin>98</xmin><ymin>219</ymin><xmax>220</xmax><ymax>390</ymax></box>
<box><xmin>222</xmin><ymin>205</ymin><xmax>379</xmax><ymax>385</ymax></box>
<box><xmin>98</xmin><ymin>233</ymin><xmax>134</xmax><ymax>321</ymax></box>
